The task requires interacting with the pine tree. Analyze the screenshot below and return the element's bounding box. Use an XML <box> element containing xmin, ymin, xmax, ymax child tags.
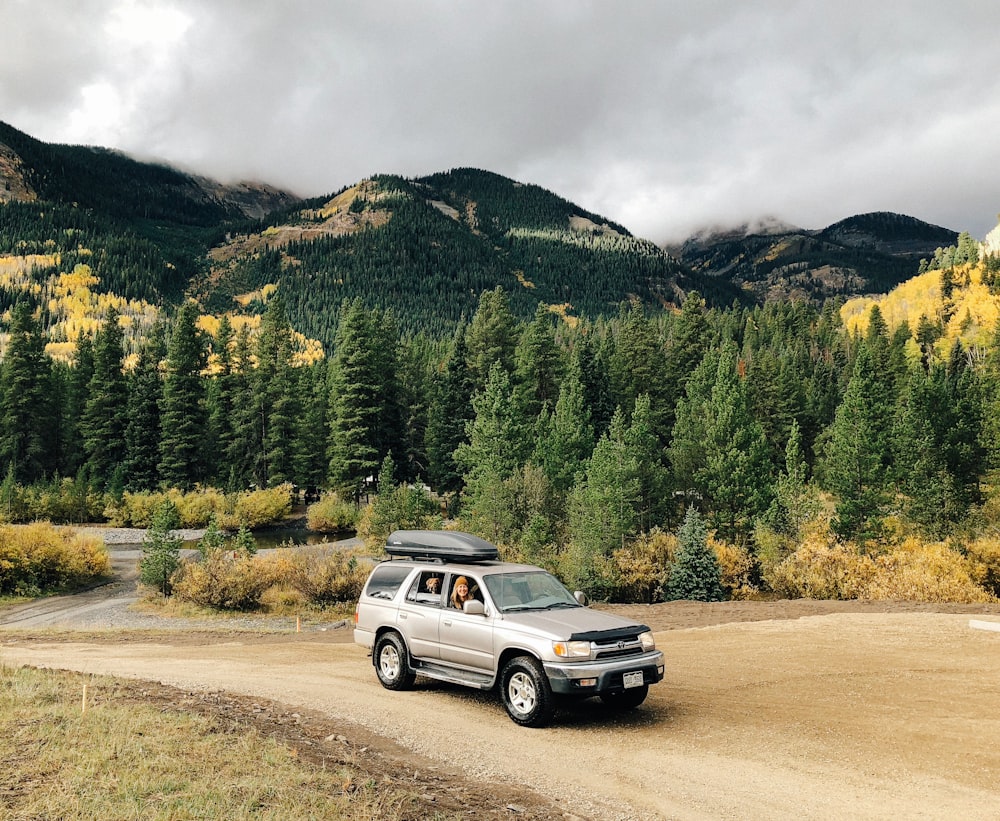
<box><xmin>158</xmin><ymin>302</ymin><xmax>208</xmax><ymax>489</ymax></box>
<box><xmin>661</xmin><ymin>290</ymin><xmax>708</xmax><ymax>434</ymax></box>
<box><xmin>82</xmin><ymin>306</ymin><xmax>128</xmax><ymax>489</ymax></box>
<box><xmin>293</xmin><ymin>361</ymin><xmax>329</xmax><ymax>494</ymax></box>
<box><xmin>206</xmin><ymin>315</ymin><xmax>236</xmax><ymax>485</ymax></box>
<box><xmin>0</xmin><ymin>303</ymin><xmax>55</xmax><ymax>483</ymax></box>
<box><xmin>222</xmin><ymin>324</ymin><xmax>258</xmax><ymax>491</ymax></box>
<box><xmin>626</xmin><ymin>394</ymin><xmax>670</xmax><ymax>532</ymax></box>
<box><xmin>664</xmin><ymin>506</ymin><xmax>724</xmax><ymax>601</ymax></box>
<box><xmin>609</xmin><ymin>302</ymin><xmax>670</xmax><ymax>442</ymax></box>
<box><xmin>465</xmin><ymin>286</ymin><xmax>518</xmax><ymax>393</ymax></box>
<box><xmin>139</xmin><ymin>498</ymin><xmax>182</xmax><ymax>596</ymax></box>
<box><xmin>571</xmin><ymin>328</ymin><xmax>614</xmax><ymax>439</ymax></box>
<box><xmin>568</xmin><ymin>407</ymin><xmax>640</xmax><ymax>561</ymax></box>
<box><xmin>58</xmin><ymin>335</ymin><xmax>93</xmax><ymax>477</ymax></box>
<box><xmin>328</xmin><ymin>299</ymin><xmax>382</xmax><ymax>501</ymax></box>
<box><xmin>514</xmin><ymin>302</ymin><xmax>564</xmax><ymax>421</ymax></box>
<box><xmin>821</xmin><ymin>344</ymin><xmax>893</xmax><ymax>541</ymax></box>
<box><xmin>426</xmin><ymin>321</ymin><xmax>474</xmax><ymax>498</ymax></box>
<box><xmin>255</xmin><ymin>295</ymin><xmax>298</xmax><ymax>486</ymax></box>
<box><xmin>123</xmin><ymin>325</ymin><xmax>164</xmax><ymax>491</ymax></box>
<box><xmin>702</xmin><ymin>344</ymin><xmax>773</xmax><ymax>541</ymax></box>
<box><xmin>532</xmin><ymin>365</ymin><xmax>594</xmax><ymax>494</ymax></box>
<box><xmin>454</xmin><ymin>361</ymin><xmax>528</xmax><ymax>541</ymax></box>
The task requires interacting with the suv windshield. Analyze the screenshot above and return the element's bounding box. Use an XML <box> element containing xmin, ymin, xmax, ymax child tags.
<box><xmin>484</xmin><ymin>571</ymin><xmax>581</xmax><ymax>613</ymax></box>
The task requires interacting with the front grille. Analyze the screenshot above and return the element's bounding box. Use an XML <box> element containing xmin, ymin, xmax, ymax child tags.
<box><xmin>593</xmin><ymin>639</ymin><xmax>643</xmax><ymax>660</ymax></box>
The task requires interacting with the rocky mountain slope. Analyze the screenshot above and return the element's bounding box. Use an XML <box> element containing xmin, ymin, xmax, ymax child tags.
<box><xmin>674</xmin><ymin>211</ymin><xmax>958</xmax><ymax>301</ymax></box>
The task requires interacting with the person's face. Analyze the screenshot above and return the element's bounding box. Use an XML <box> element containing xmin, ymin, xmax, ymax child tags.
<box><xmin>456</xmin><ymin>582</ymin><xmax>468</xmax><ymax>597</ymax></box>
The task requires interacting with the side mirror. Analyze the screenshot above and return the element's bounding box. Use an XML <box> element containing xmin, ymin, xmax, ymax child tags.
<box><xmin>574</xmin><ymin>590</ymin><xmax>588</xmax><ymax>606</ymax></box>
<box><xmin>463</xmin><ymin>599</ymin><xmax>486</xmax><ymax>616</ymax></box>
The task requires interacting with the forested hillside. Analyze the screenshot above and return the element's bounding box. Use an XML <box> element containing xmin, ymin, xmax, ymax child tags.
<box><xmin>677</xmin><ymin>211</ymin><xmax>958</xmax><ymax>302</ymax></box>
<box><xmin>2</xmin><ymin>122</ymin><xmax>1000</xmax><ymax>605</ymax></box>
<box><xmin>199</xmin><ymin>169</ymin><xmax>748</xmax><ymax>344</ymax></box>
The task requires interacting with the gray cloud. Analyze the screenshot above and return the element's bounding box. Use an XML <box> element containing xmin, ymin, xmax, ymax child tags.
<box><xmin>3</xmin><ymin>0</ymin><xmax>999</xmax><ymax>243</ymax></box>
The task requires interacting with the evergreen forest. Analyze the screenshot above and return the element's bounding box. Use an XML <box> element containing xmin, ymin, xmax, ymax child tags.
<box><xmin>2</xmin><ymin>121</ymin><xmax>1000</xmax><ymax>603</ymax></box>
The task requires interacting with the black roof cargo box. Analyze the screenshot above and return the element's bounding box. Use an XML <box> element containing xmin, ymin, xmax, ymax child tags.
<box><xmin>385</xmin><ymin>530</ymin><xmax>499</xmax><ymax>562</ymax></box>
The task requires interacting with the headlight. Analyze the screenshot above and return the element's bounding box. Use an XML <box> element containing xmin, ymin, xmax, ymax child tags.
<box><xmin>553</xmin><ymin>640</ymin><xmax>591</xmax><ymax>659</ymax></box>
<box><xmin>639</xmin><ymin>631</ymin><xmax>656</xmax><ymax>652</ymax></box>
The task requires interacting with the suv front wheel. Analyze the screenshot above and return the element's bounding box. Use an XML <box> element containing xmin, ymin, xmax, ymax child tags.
<box><xmin>500</xmin><ymin>656</ymin><xmax>555</xmax><ymax>727</ymax></box>
<box><xmin>375</xmin><ymin>632</ymin><xmax>415</xmax><ymax>690</ymax></box>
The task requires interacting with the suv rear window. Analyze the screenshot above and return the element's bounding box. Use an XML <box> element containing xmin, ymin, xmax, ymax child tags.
<box><xmin>363</xmin><ymin>564</ymin><xmax>412</xmax><ymax>600</ymax></box>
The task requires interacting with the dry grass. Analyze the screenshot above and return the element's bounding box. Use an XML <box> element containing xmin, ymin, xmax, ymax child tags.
<box><xmin>0</xmin><ymin>665</ymin><xmax>434</xmax><ymax>820</ymax></box>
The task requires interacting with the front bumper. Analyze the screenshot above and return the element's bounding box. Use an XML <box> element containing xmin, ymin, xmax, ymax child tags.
<box><xmin>543</xmin><ymin>650</ymin><xmax>665</xmax><ymax>695</ymax></box>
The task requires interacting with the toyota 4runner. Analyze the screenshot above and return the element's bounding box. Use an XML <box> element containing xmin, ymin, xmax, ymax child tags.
<box><xmin>354</xmin><ymin>529</ymin><xmax>665</xmax><ymax>727</ymax></box>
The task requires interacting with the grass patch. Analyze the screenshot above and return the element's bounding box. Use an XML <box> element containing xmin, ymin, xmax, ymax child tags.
<box><xmin>0</xmin><ymin>665</ymin><xmax>437</xmax><ymax>820</ymax></box>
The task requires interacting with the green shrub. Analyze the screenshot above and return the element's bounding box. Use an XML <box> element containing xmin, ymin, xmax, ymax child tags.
<box><xmin>0</xmin><ymin>522</ymin><xmax>110</xmax><ymax>596</ymax></box>
<box><xmin>306</xmin><ymin>493</ymin><xmax>358</xmax><ymax>533</ymax></box>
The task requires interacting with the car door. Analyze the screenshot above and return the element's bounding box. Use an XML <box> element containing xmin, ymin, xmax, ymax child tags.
<box><xmin>439</xmin><ymin>572</ymin><xmax>494</xmax><ymax>671</ymax></box>
<box><xmin>396</xmin><ymin>570</ymin><xmax>444</xmax><ymax>660</ymax></box>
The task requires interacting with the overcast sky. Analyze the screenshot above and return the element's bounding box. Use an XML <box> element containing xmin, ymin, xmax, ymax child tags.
<box><xmin>3</xmin><ymin>0</ymin><xmax>999</xmax><ymax>243</ymax></box>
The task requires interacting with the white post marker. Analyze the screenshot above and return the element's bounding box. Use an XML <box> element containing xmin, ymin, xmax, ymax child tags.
<box><xmin>969</xmin><ymin>619</ymin><xmax>1000</xmax><ymax>633</ymax></box>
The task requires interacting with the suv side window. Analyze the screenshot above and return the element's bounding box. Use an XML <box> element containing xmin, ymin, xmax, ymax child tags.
<box><xmin>406</xmin><ymin>571</ymin><xmax>444</xmax><ymax>605</ymax></box>
<box><xmin>363</xmin><ymin>564</ymin><xmax>413</xmax><ymax>600</ymax></box>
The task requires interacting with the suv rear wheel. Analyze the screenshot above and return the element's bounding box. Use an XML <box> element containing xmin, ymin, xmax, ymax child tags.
<box><xmin>500</xmin><ymin>656</ymin><xmax>554</xmax><ymax>727</ymax></box>
<box><xmin>375</xmin><ymin>632</ymin><xmax>415</xmax><ymax>690</ymax></box>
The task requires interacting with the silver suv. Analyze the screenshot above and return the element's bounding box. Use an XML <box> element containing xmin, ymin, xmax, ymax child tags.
<box><xmin>354</xmin><ymin>530</ymin><xmax>665</xmax><ymax>727</ymax></box>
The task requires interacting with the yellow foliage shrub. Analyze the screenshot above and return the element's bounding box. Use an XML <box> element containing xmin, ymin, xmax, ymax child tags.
<box><xmin>767</xmin><ymin>532</ymin><xmax>995</xmax><ymax>603</ymax></box>
<box><xmin>221</xmin><ymin>485</ymin><xmax>293</xmax><ymax>530</ymax></box>
<box><xmin>710</xmin><ymin>536</ymin><xmax>758</xmax><ymax>600</ymax></box>
<box><xmin>171</xmin><ymin>550</ymin><xmax>273</xmax><ymax>610</ymax></box>
<box><xmin>766</xmin><ymin>529</ymin><xmax>874</xmax><ymax>600</ymax></box>
<box><xmin>174</xmin><ymin>488</ymin><xmax>226</xmax><ymax>529</ymax></box>
<box><xmin>282</xmin><ymin>546</ymin><xmax>369</xmax><ymax>606</ymax></box>
<box><xmin>306</xmin><ymin>493</ymin><xmax>358</xmax><ymax>533</ymax></box>
<box><xmin>860</xmin><ymin>539</ymin><xmax>995</xmax><ymax>603</ymax></box>
<box><xmin>964</xmin><ymin>538</ymin><xmax>1000</xmax><ymax>597</ymax></box>
<box><xmin>116</xmin><ymin>492</ymin><xmax>168</xmax><ymax>527</ymax></box>
<box><xmin>609</xmin><ymin>528</ymin><xmax>676</xmax><ymax>603</ymax></box>
<box><xmin>0</xmin><ymin>522</ymin><xmax>109</xmax><ymax>595</ymax></box>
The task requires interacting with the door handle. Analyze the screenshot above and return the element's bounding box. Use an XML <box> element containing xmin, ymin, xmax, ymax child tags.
<box><xmin>442</xmin><ymin>619</ymin><xmax>452</xmax><ymax>626</ymax></box>
<box><xmin>399</xmin><ymin>612</ymin><xmax>408</xmax><ymax>619</ymax></box>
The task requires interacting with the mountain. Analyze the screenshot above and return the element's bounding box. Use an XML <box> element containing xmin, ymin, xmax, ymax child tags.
<box><xmin>194</xmin><ymin>169</ymin><xmax>747</xmax><ymax>343</ymax></box>
<box><xmin>0</xmin><ymin>121</ymin><xmax>297</xmax><ymax>223</ymax></box>
<box><xmin>1</xmin><ymin>124</ymin><xmax>749</xmax><ymax>346</ymax></box>
<box><xmin>674</xmin><ymin>211</ymin><xmax>958</xmax><ymax>302</ymax></box>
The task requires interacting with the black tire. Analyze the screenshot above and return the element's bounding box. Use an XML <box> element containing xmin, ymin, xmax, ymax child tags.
<box><xmin>600</xmin><ymin>684</ymin><xmax>648</xmax><ymax>710</ymax></box>
<box><xmin>374</xmin><ymin>632</ymin><xmax>415</xmax><ymax>690</ymax></box>
<box><xmin>499</xmin><ymin>656</ymin><xmax>555</xmax><ymax>727</ymax></box>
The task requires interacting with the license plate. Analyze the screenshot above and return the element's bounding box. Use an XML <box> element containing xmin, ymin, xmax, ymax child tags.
<box><xmin>623</xmin><ymin>671</ymin><xmax>644</xmax><ymax>689</ymax></box>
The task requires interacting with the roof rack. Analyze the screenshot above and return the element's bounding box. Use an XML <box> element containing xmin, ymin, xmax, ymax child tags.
<box><xmin>385</xmin><ymin>530</ymin><xmax>499</xmax><ymax>562</ymax></box>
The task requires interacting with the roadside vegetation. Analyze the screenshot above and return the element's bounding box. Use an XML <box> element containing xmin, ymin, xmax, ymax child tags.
<box><xmin>4</xmin><ymin>229</ymin><xmax>1000</xmax><ymax>608</ymax></box>
<box><xmin>0</xmin><ymin>522</ymin><xmax>108</xmax><ymax>599</ymax></box>
<box><xmin>0</xmin><ymin>665</ymin><xmax>440</xmax><ymax>820</ymax></box>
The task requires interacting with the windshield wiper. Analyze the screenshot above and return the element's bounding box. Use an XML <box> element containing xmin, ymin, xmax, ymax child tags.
<box><xmin>540</xmin><ymin>601</ymin><xmax>579</xmax><ymax>610</ymax></box>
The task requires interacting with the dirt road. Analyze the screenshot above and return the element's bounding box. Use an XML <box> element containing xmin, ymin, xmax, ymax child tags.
<box><xmin>4</xmin><ymin>602</ymin><xmax>1000</xmax><ymax>819</ymax></box>
<box><xmin>3</xmin><ymin>545</ymin><xmax>1000</xmax><ymax>819</ymax></box>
